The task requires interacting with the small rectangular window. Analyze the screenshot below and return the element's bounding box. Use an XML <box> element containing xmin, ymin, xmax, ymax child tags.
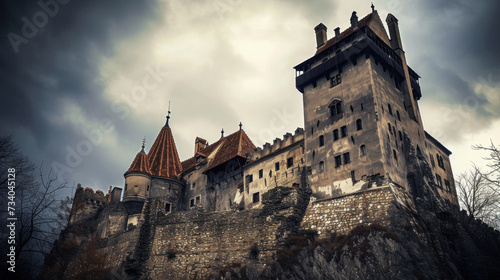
<box><xmin>192</xmin><ymin>183</ymin><xmax>196</xmax><ymax>189</ymax></box>
<box><xmin>246</xmin><ymin>174</ymin><xmax>253</xmax><ymax>185</ymax></box>
<box><xmin>330</xmin><ymin>74</ymin><xmax>342</xmax><ymax>88</ymax></box>
<box><xmin>341</xmin><ymin>126</ymin><xmax>347</xmax><ymax>137</ymax></box>
<box><xmin>196</xmin><ymin>196</ymin><xmax>201</xmax><ymax>204</ymax></box>
<box><xmin>190</xmin><ymin>198</ymin><xmax>195</xmax><ymax>208</ymax></box>
<box><xmin>343</xmin><ymin>152</ymin><xmax>350</xmax><ymax>164</ymax></box>
<box><xmin>335</xmin><ymin>155</ymin><xmax>342</xmax><ymax>167</ymax></box>
<box><xmin>287</xmin><ymin>157</ymin><xmax>293</xmax><ymax>168</ymax></box>
<box><xmin>356</xmin><ymin>119</ymin><xmax>362</xmax><ymax>131</ymax></box>
<box><xmin>388</xmin><ymin>103</ymin><xmax>393</xmax><ymax>115</ymax></box>
<box><xmin>436</xmin><ymin>174</ymin><xmax>442</xmax><ymax>188</ymax></box>
<box><xmin>430</xmin><ymin>154</ymin><xmax>435</xmax><ymax>168</ymax></box>
<box><xmin>333</xmin><ymin>129</ymin><xmax>339</xmax><ymax>141</ymax></box>
<box><xmin>444</xmin><ymin>180</ymin><xmax>451</xmax><ymax>192</ymax></box>
<box><xmin>165</xmin><ymin>203</ymin><xmax>171</xmax><ymax>213</ymax></box>
<box><xmin>275</xmin><ymin>162</ymin><xmax>280</xmax><ymax>171</ymax></box>
<box><xmin>259</xmin><ymin>169</ymin><xmax>263</xmax><ymax>178</ymax></box>
<box><xmin>319</xmin><ymin>135</ymin><xmax>325</xmax><ymax>147</ymax></box>
<box><xmin>252</xmin><ymin>192</ymin><xmax>260</xmax><ymax>203</ymax></box>
<box><xmin>393</xmin><ymin>149</ymin><xmax>398</xmax><ymax>162</ymax></box>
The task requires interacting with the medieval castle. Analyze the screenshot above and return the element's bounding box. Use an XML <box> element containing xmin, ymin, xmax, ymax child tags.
<box><xmin>50</xmin><ymin>7</ymin><xmax>460</xmax><ymax>279</ymax></box>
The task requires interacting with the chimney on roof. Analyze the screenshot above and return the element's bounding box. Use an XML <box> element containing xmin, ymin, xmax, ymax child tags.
<box><xmin>386</xmin><ymin>13</ymin><xmax>403</xmax><ymax>53</ymax></box>
<box><xmin>350</xmin><ymin>11</ymin><xmax>358</xmax><ymax>28</ymax></box>
<box><xmin>334</xmin><ymin>27</ymin><xmax>340</xmax><ymax>40</ymax></box>
<box><xmin>314</xmin><ymin>23</ymin><xmax>327</xmax><ymax>49</ymax></box>
<box><xmin>195</xmin><ymin>137</ymin><xmax>208</xmax><ymax>155</ymax></box>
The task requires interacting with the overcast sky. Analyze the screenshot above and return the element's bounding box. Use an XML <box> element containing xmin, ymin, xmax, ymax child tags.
<box><xmin>1</xmin><ymin>0</ymin><xmax>499</xmax><ymax>193</ymax></box>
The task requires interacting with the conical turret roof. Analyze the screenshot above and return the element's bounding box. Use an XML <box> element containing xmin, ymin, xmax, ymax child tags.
<box><xmin>125</xmin><ymin>147</ymin><xmax>151</xmax><ymax>176</ymax></box>
<box><xmin>147</xmin><ymin>122</ymin><xmax>182</xmax><ymax>179</ymax></box>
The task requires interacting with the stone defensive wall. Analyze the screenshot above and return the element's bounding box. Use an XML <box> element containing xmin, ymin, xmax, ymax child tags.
<box><xmin>142</xmin><ymin>186</ymin><xmax>310</xmax><ymax>279</ymax></box>
<box><xmin>247</xmin><ymin>128</ymin><xmax>304</xmax><ymax>163</ymax></box>
<box><xmin>300</xmin><ymin>183</ymin><xmax>413</xmax><ymax>237</ymax></box>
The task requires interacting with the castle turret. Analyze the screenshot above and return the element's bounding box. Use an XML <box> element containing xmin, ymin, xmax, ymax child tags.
<box><xmin>123</xmin><ymin>141</ymin><xmax>152</xmax><ymax>215</ymax></box>
<box><xmin>146</xmin><ymin>111</ymin><xmax>184</xmax><ymax>212</ymax></box>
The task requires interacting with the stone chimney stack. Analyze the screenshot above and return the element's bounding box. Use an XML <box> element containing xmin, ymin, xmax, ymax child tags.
<box><xmin>386</xmin><ymin>13</ymin><xmax>403</xmax><ymax>52</ymax></box>
<box><xmin>314</xmin><ymin>23</ymin><xmax>327</xmax><ymax>48</ymax></box>
<box><xmin>195</xmin><ymin>137</ymin><xmax>208</xmax><ymax>155</ymax></box>
<box><xmin>350</xmin><ymin>11</ymin><xmax>358</xmax><ymax>28</ymax></box>
<box><xmin>334</xmin><ymin>27</ymin><xmax>340</xmax><ymax>40</ymax></box>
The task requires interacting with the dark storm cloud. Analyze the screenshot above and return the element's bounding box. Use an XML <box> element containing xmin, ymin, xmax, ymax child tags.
<box><xmin>388</xmin><ymin>0</ymin><xmax>500</xmax><ymax>142</ymax></box>
<box><xmin>0</xmin><ymin>0</ymin><xmax>161</xmax><ymax>185</ymax></box>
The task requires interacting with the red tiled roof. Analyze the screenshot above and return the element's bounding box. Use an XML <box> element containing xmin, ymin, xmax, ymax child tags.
<box><xmin>315</xmin><ymin>12</ymin><xmax>373</xmax><ymax>56</ymax></box>
<box><xmin>148</xmin><ymin>125</ymin><xmax>182</xmax><ymax>179</ymax></box>
<box><xmin>206</xmin><ymin>129</ymin><xmax>256</xmax><ymax>171</ymax></box>
<box><xmin>181</xmin><ymin>156</ymin><xmax>196</xmax><ymax>171</ymax></box>
<box><xmin>180</xmin><ymin>129</ymin><xmax>256</xmax><ymax>174</ymax></box>
<box><xmin>126</xmin><ymin>150</ymin><xmax>151</xmax><ymax>175</ymax></box>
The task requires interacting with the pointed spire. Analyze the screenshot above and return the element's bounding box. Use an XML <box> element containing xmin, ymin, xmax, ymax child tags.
<box><xmin>239</xmin><ymin>122</ymin><xmax>242</xmax><ymax>130</ymax></box>
<box><xmin>148</xmin><ymin>121</ymin><xmax>182</xmax><ymax>179</ymax></box>
<box><xmin>125</xmin><ymin>142</ymin><xmax>152</xmax><ymax>176</ymax></box>
<box><xmin>221</xmin><ymin>128</ymin><xmax>224</xmax><ymax>138</ymax></box>
<box><xmin>166</xmin><ymin>101</ymin><xmax>171</xmax><ymax>127</ymax></box>
<box><xmin>141</xmin><ymin>137</ymin><xmax>146</xmax><ymax>152</ymax></box>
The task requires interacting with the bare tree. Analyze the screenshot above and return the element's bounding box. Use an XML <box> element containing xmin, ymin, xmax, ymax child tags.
<box><xmin>0</xmin><ymin>134</ymin><xmax>71</xmax><ymax>279</ymax></box>
<box><xmin>473</xmin><ymin>141</ymin><xmax>500</xmax><ymax>189</ymax></box>
<box><xmin>456</xmin><ymin>165</ymin><xmax>500</xmax><ymax>228</ymax></box>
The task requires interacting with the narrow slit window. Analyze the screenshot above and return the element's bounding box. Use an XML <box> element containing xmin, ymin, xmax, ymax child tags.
<box><xmin>319</xmin><ymin>135</ymin><xmax>325</xmax><ymax>147</ymax></box>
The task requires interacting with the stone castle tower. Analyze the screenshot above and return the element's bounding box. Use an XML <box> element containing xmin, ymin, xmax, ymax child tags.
<box><xmin>47</xmin><ymin>7</ymin><xmax>460</xmax><ymax>279</ymax></box>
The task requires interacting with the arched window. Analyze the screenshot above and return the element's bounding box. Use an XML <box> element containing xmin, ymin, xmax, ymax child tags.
<box><xmin>319</xmin><ymin>161</ymin><xmax>324</xmax><ymax>172</ymax></box>
<box><xmin>356</xmin><ymin>119</ymin><xmax>362</xmax><ymax>130</ymax></box>
<box><xmin>360</xmin><ymin>145</ymin><xmax>367</xmax><ymax>156</ymax></box>
<box><xmin>329</xmin><ymin>99</ymin><xmax>343</xmax><ymax>117</ymax></box>
<box><xmin>319</xmin><ymin>135</ymin><xmax>325</xmax><ymax>147</ymax></box>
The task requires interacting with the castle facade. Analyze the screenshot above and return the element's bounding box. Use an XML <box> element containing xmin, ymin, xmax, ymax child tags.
<box><xmin>54</xmin><ymin>7</ymin><xmax>458</xmax><ymax>279</ymax></box>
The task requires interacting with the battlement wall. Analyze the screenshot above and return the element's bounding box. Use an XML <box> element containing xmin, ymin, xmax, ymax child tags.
<box><xmin>68</xmin><ymin>184</ymin><xmax>107</xmax><ymax>226</ymax></box>
<box><xmin>247</xmin><ymin>127</ymin><xmax>304</xmax><ymax>163</ymax></box>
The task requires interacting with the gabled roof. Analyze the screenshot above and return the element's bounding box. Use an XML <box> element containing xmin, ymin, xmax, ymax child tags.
<box><xmin>315</xmin><ymin>12</ymin><xmax>374</xmax><ymax>56</ymax></box>
<box><xmin>125</xmin><ymin>149</ymin><xmax>152</xmax><ymax>176</ymax></box>
<box><xmin>148</xmin><ymin>125</ymin><xmax>182</xmax><ymax>179</ymax></box>
<box><xmin>207</xmin><ymin>129</ymin><xmax>256</xmax><ymax>171</ymax></box>
<box><xmin>180</xmin><ymin>129</ymin><xmax>256</xmax><ymax>174</ymax></box>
